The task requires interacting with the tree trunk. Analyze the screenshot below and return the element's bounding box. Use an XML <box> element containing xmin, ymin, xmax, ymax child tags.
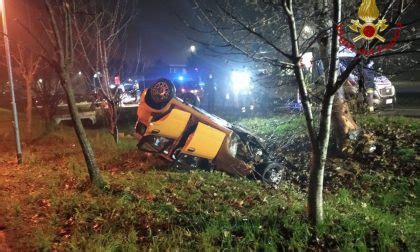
<box><xmin>315</xmin><ymin>61</ymin><xmax>360</xmax><ymax>154</ymax></box>
<box><xmin>308</xmin><ymin>93</ymin><xmax>334</xmax><ymax>225</ymax></box>
<box><xmin>110</xmin><ymin>101</ymin><xmax>119</xmax><ymax>144</ymax></box>
<box><xmin>25</xmin><ymin>79</ymin><xmax>33</xmax><ymax>141</ymax></box>
<box><xmin>308</xmin><ymin>152</ymin><xmax>323</xmax><ymax>225</ymax></box>
<box><xmin>332</xmin><ymin>88</ymin><xmax>359</xmax><ymax>150</ymax></box>
<box><xmin>314</xmin><ymin>0</ymin><xmax>331</xmax><ymax>80</ymax></box>
<box><xmin>61</xmin><ymin>71</ymin><xmax>106</xmax><ymax>189</ymax></box>
<box><xmin>313</xmin><ymin>0</ymin><xmax>359</xmax><ymax>154</ymax></box>
<box><xmin>308</xmin><ymin>0</ymin><xmax>344</xmax><ymax>226</ymax></box>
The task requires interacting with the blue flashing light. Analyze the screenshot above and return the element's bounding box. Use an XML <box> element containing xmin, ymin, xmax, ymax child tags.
<box><xmin>178</xmin><ymin>75</ymin><xmax>184</xmax><ymax>81</ymax></box>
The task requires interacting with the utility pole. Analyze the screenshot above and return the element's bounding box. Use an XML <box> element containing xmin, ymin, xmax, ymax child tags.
<box><xmin>1</xmin><ymin>0</ymin><xmax>23</xmax><ymax>164</ymax></box>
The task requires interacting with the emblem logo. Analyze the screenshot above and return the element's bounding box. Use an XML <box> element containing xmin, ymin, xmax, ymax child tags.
<box><xmin>337</xmin><ymin>0</ymin><xmax>403</xmax><ymax>56</ymax></box>
<box><xmin>349</xmin><ymin>0</ymin><xmax>388</xmax><ymax>42</ymax></box>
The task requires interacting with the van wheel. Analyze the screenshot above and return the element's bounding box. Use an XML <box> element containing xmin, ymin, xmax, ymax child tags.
<box><xmin>257</xmin><ymin>162</ymin><xmax>284</xmax><ymax>185</ymax></box>
<box><xmin>146</xmin><ymin>79</ymin><xmax>175</xmax><ymax>109</ymax></box>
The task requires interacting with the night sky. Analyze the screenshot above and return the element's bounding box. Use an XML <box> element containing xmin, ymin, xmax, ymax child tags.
<box><xmin>5</xmin><ymin>0</ymin><xmax>196</xmax><ymax>65</ymax></box>
<box><xmin>132</xmin><ymin>0</ymin><xmax>197</xmax><ymax>65</ymax></box>
<box><xmin>3</xmin><ymin>0</ymin><xmax>420</xmax><ymax>75</ymax></box>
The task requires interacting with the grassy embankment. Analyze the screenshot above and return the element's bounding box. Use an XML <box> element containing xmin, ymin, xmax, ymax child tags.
<box><xmin>0</xmin><ymin>108</ymin><xmax>418</xmax><ymax>250</ymax></box>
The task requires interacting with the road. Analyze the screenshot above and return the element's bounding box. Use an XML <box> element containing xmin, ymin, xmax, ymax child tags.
<box><xmin>377</xmin><ymin>107</ymin><xmax>420</xmax><ymax>118</ymax></box>
<box><xmin>374</xmin><ymin>81</ymin><xmax>420</xmax><ymax>117</ymax></box>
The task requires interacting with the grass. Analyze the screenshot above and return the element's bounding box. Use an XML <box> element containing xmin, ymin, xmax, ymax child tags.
<box><xmin>323</xmin><ymin>176</ymin><xmax>419</xmax><ymax>250</ymax></box>
<box><xmin>356</xmin><ymin>114</ymin><xmax>420</xmax><ymax>133</ymax></box>
<box><xmin>397</xmin><ymin>148</ymin><xmax>417</xmax><ymax>162</ymax></box>
<box><xmin>238</xmin><ymin>114</ymin><xmax>306</xmax><ymax>137</ymax></box>
<box><xmin>0</xmin><ymin>109</ymin><xmax>419</xmax><ymax>250</ymax></box>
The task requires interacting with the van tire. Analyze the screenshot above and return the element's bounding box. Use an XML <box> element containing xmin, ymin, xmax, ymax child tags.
<box><xmin>146</xmin><ymin>79</ymin><xmax>175</xmax><ymax>109</ymax></box>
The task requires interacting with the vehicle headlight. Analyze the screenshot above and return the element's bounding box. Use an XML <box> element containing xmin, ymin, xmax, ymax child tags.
<box><xmin>231</xmin><ymin>71</ymin><xmax>251</xmax><ymax>92</ymax></box>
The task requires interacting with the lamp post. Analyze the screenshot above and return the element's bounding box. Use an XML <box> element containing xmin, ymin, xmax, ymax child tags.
<box><xmin>1</xmin><ymin>0</ymin><xmax>22</xmax><ymax>164</ymax></box>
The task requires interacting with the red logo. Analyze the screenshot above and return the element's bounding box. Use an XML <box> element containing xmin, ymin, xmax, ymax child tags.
<box><xmin>337</xmin><ymin>0</ymin><xmax>403</xmax><ymax>56</ymax></box>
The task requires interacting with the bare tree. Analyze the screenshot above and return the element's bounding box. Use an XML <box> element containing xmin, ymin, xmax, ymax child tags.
<box><xmin>14</xmin><ymin>0</ymin><xmax>138</xmax><ymax>188</ymax></box>
<box><xmin>191</xmin><ymin>0</ymin><xmax>418</xmax><ymax>225</ymax></box>
<box><xmin>43</xmin><ymin>0</ymin><xmax>106</xmax><ymax>188</ymax></box>
<box><xmin>73</xmin><ymin>0</ymin><xmax>137</xmax><ymax>144</ymax></box>
<box><xmin>33</xmin><ymin>76</ymin><xmax>62</xmax><ymax>129</ymax></box>
<box><xmin>12</xmin><ymin>44</ymin><xmax>42</xmax><ymax>140</ymax></box>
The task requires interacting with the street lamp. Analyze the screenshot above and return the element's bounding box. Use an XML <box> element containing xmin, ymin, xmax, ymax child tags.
<box><xmin>1</xmin><ymin>0</ymin><xmax>22</xmax><ymax>164</ymax></box>
<box><xmin>190</xmin><ymin>45</ymin><xmax>196</xmax><ymax>53</ymax></box>
<box><xmin>92</xmin><ymin>72</ymin><xmax>101</xmax><ymax>94</ymax></box>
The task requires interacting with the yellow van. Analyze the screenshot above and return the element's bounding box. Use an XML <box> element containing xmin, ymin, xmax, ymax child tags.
<box><xmin>135</xmin><ymin>79</ymin><xmax>284</xmax><ymax>185</ymax></box>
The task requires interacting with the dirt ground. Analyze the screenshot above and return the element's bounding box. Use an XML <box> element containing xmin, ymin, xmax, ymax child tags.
<box><xmin>0</xmin><ymin>231</ymin><xmax>11</xmax><ymax>252</ymax></box>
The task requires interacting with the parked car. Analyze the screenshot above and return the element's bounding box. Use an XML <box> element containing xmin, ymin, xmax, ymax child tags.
<box><xmin>135</xmin><ymin>79</ymin><xmax>284</xmax><ymax>185</ymax></box>
<box><xmin>111</xmin><ymin>82</ymin><xmax>141</xmax><ymax>107</ymax></box>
